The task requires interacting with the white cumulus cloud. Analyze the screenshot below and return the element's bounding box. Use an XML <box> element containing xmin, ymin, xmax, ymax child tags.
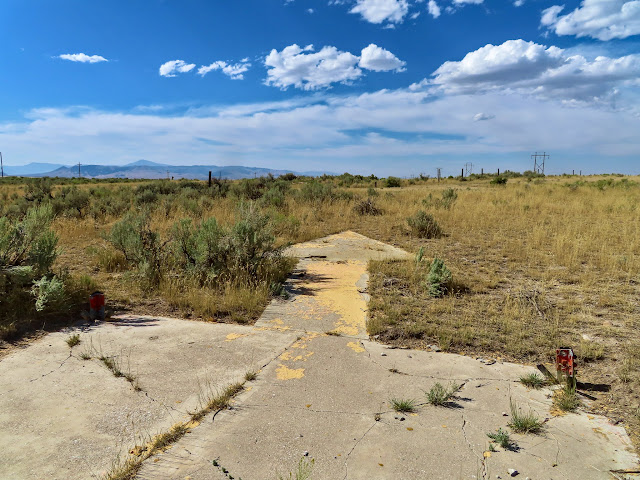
<box><xmin>359</xmin><ymin>44</ymin><xmax>406</xmax><ymax>71</ymax></box>
<box><xmin>264</xmin><ymin>43</ymin><xmax>405</xmax><ymax>90</ymax></box>
<box><xmin>265</xmin><ymin>44</ymin><xmax>361</xmax><ymax>90</ymax></box>
<box><xmin>452</xmin><ymin>0</ymin><xmax>484</xmax><ymax>4</ymax></box>
<box><xmin>198</xmin><ymin>60</ymin><xmax>251</xmax><ymax>80</ymax></box>
<box><xmin>428</xmin><ymin>0</ymin><xmax>441</xmax><ymax>18</ymax></box>
<box><xmin>159</xmin><ymin>60</ymin><xmax>196</xmax><ymax>77</ymax></box>
<box><xmin>428</xmin><ymin>39</ymin><xmax>640</xmax><ymax>102</ymax></box>
<box><xmin>350</xmin><ymin>0</ymin><xmax>409</xmax><ymax>24</ymax></box>
<box><xmin>541</xmin><ymin>0</ymin><xmax>640</xmax><ymax>40</ymax></box>
<box><xmin>57</xmin><ymin>53</ymin><xmax>108</xmax><ymax>63</ymax></box>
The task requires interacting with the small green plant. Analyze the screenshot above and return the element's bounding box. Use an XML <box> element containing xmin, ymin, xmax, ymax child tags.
<box><xmin>426</xmin><ymin>382</ymin><xmax>461</xmax><ymax>406</ymax></box>
<box><xmin>553</xmin><ymin>385</ymin><xmax>580</xmax><ymax>412</ymax></box>
<box><xmin>244</xmin><ymin>370</ymin><xmax>258</xmax><ymax>382</ymax></box>
<box><xmin>440</xmin><ymin>188</ymin><xmax>458</xmax><ymax>209</ymax></box>
<box><xmin>415</xmin><ymin>246</ymin><xmax>425</xmax><ymax>266</ymax></box>
<box><xmin>277</xmin><ymin>457</ymin><xmax>314</xmax><ymax>480</ymax></box>
<box><xmin>407</xmin><ymin>211</ymin><xmax>442</xmax><ymax>238</ymax></box>
<box><xmin>367</xmin><ymin>186</ymin><xmax>378</xmax><ymax>197</ymax></box>
<box><xmin>486</xmin><ymin>428</ymin><xmax>514</xmax><ymax>450</ymax></box>
<box><xmin>426</xmin><ymin>257</ymin><xmax>452</xmax><ymax>297</ymax></box>
<box><xmin>519</xmin><ymin>372</ymin><xmax>545</xmax><ymax>389</ymax></box>
<box><xmin>389</xmin><ymin>397</ymin><xmax>417</xmax><ymax>413</ymax></box>
<box><xmin>66</xmin><ymin>333</ymin><xmax>80</xmax><ymax>348</ymax></box>
<box><xmin>80</xmin><ymin>351</ymin><xmax>92</xmax><ymax>360</ymax></box>
<box><xmin>508</xmin><ymin>399</ymin><xmax>544</xmax><ymax>434</ymax></box>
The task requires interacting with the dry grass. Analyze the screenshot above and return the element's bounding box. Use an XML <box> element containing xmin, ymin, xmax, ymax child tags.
<box><xmin>4</xmin><ymin>174</ymin><xmax>640</xmax><ymax>450</ymax></box>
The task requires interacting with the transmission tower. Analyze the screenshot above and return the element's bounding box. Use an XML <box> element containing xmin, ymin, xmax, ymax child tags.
<box><xmin>464</xmin><ymin>162</ymin><xmax>473</xmax><ymax>176</ymax></box>
<box><xmin>532</xmin><ymin>152</ymin><xmax>549</xmax><ymax>175</ymax></box>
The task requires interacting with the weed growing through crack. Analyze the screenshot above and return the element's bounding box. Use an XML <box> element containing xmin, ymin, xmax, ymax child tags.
<box><xmin>79</xmin><ymin>351</ymin><xmax>92</xmax><ymax>360</ymax></box>
<box><xmin>277</xmin><ymin>457</ymin><xmax>314</xmax><ymax>480</ymax></box>
<box><xmin>212</xmin><ymin>457</ymin><xmax>241</xmax><ymax>480</ymax></box>
<box><xmin>325</xmin><ymin>330</ymin><xmax>342</xmax><ymax>336</ymax></box>
<box><xmin>66</xmin><ymin>333</ymin><xmax>80</xmax><ymax>348</ymax></box>
<box><xmin>553</xmin><ymin>385</ymin><xmax>580</xmax><ymax>412</ymax></box>
<box><xmin>102</xmin><ymin>373</ymin><xmax>255</xmax><ymax>480</ymax></box>
<box><xmin>426</xmin><ymin>382</ymin><xmax>461</xmax><ymax>406</ymax></box>
<box><xmin>389</xmin><ymin>397</ymin><xmax>417</xmax><ymax>413</ymax></box>
<box><xmin>508</xmin><ymin>399</ymin><xmax>544</xmax><ymax>434</ymax></box>
<box><xmin>519</xmin><ymin>372</ymin><xmax>545</xmax><ymax>389</ymax></box>
<box><xmin>244</xmin><ymin>370</ymin><xmax>258</xmax><ymax>382</ymax></box>
<box><xmin>98</xmin><ymin>352</ymin><xmax>141</xmax><ymax>391</ymax></box>
<box><xmin>486</xmin><ymin>428</ymin><xmax>515</xmax><ymax>450</ymax></box>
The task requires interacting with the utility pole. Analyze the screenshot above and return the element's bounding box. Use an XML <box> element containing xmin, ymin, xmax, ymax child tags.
<box><xmin>0</xmin><ymin>152</ymin><xmax>3</xmax><ymax>178</ymax></box>
<box><xmin>78</xmin><ymin>162</ymin><xmax>81</xmax><ymax>178</ymax></box>
<box><xmin>436</xmin><ymin>168</ymin><xmax>441</xmax><ymax>183</ymax></box>
<box><xmin>532</xmin><ymin>152</ymin><xmax>549</xmax><ymax>175</ymax></box>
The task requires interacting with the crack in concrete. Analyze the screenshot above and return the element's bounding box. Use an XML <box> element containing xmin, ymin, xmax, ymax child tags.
<box><xmin>342</xmin><ymin>420</ymin><xmax>378</xmax><ymax>480</ymax></box>
<box><xmin>461</xmin><ymin>413</ymin><xmax>488</xmax><ymax>480</ymax></box>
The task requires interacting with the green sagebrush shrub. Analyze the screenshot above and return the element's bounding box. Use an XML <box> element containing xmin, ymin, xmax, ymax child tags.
<box><xmin>426</xmin><ymin>257</ymin><xmax>452</xmax><ymax>298</ymax></box>
<box><xmin>407</xmin><ymin>210</ymin><xmax>442</xmax><ymax>238</ymax></box>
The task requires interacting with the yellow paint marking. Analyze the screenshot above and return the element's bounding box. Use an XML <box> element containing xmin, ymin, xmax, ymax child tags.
<box><xmin>592</xmin><ymin>427</ymin><xmax>608</xmax><ymax>440</ymax></box>
<box><xmin>298</xmin><ymin>260</ymin><xmax>368</xmax><ymax>336</ymax></box>
<box><xmin>306</xmin><ymin>404</ymin><xmax>312</xmax><ymax>408</ymax></box>
<box><xmin>276</xmin><ymin>364</ymin><xmax>305</xmax><ymax>380</ymax></box>
<box><xmin>484</xmin><ymin>451</ymin><xmax>491</xmax><ymax>458</ymax></box>
<box><xmin>406</xmin><ymin>427</ymin><xmax>413</xmax><ymax>431</ymax></box>
<box><xmin>225</xmin><ymin>333</ymin><xmax>249</xmax><ymax>341</ymax></box>
<box><xmin>347</xmin><ymin>341</ymin><xmax>365</xmax><ymax>353</ymax></box>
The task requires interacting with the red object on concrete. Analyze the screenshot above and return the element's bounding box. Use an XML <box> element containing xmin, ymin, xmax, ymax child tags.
<box><xmin>89</xmin><ymin>292</ymin><xmax>105</xmax><ymax>310</ymax></box>
<box><xmin>556</xmin><ymin>347</ymin><xmax>576</xmax><ymax>377</ymax></box>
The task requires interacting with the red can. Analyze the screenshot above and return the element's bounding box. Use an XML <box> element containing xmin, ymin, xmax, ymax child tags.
<box><xmin>90</xmin><ymin>292</ymin><xmax>105</xmax><ymax>310</ymax></box>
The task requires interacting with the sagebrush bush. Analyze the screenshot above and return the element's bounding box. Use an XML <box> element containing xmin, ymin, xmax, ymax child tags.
<box><xmin>108</xmin><ymin>212</ymin><xmax>165</xmax><ymax>288</ymax></box>
<box><xmin>407</xmin><ymin>210</ymin><xmax>442</xmax><ymax>238</ymax></box>
<box><xmin>385</xmin><ymin>176</ymin><xmax>402</xmax><ymax>188</ymax></box>
<box><xmin>491</xmin><ymin>176</ymin><xmax>508</xmax><ymax>185</ymax></box>
<box><xmin>426</xmin><ymin>257</ymin><xmax>452</xmax><ymax>297</ymax></box>
<box><xmin>0</xmin><ymin>204</ymin><xmax>92</xmax><ymax>340</ymax></box>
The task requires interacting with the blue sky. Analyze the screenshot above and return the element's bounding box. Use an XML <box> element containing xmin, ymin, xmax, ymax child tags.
<box><xmin>1</xmin><ymin>0</ymin><xmax>640</xmax><ymax>176</ymax></box>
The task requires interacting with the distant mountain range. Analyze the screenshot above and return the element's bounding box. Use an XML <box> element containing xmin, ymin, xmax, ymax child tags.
<box><xmin>3</xmin><ymin>160</ymin><xmax>331</xmax><ymax>180</ymax></box>
<box><xmin>2</xmin><ymin>162</ymin><xmax>70</xmax><ymax>176</ymax></box>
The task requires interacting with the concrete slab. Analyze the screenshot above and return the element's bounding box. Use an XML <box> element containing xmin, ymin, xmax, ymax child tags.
<box><xmin>0</xmin><ymin>316</ymin><xmax>296</xmax><ymax>480</ymax></box>
<box><xmin>139</xmin><ymin>333</ymin><xmax>639</xmax><ymax>480</ymax></box>
<box><xmin>2</xmin><ymin>231</ymin><xmax>638</xmax><ymax>480</ymax></box>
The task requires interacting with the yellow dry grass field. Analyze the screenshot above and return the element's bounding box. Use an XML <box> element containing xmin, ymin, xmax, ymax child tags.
<box><xmin>1</xmin><ymin>174</ymin><xmax>640</xmax><ymax>450</ymax></box>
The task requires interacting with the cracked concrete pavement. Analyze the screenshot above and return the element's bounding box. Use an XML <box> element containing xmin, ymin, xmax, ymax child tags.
<box><xmin>1</xmin><ymin>231</ymin><xmax>638</xmax><ymax>480</ymax></box>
